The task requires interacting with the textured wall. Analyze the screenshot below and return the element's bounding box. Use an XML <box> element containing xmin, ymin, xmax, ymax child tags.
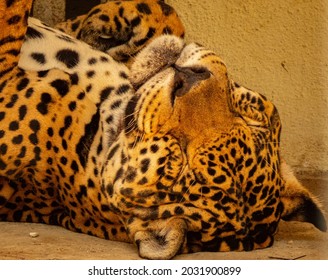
<box><xmin>33</xmin><ymin>0</ymin><xmax>328</xmax><ymax>174</ymax></box>
<box><xmin>167</xmin><ymin>0</ymin><xmax>328</xmax><ymax>174</ymax></box>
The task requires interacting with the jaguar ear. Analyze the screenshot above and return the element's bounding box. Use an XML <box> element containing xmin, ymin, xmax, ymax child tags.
<box><xmin>280</xmin><ymin>161</ymin><xmax>327</xmax><ymax>232</ymax></box>
<box><xmin>134</xmin><ymin>218</ymin><xmax>187</xmax><ymax>259</ymax></box>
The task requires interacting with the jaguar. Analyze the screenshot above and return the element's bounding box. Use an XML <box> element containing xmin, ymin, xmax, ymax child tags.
<box><xmin>0</xmin><ymin>0</ymin><xmax>326</xmax><ymax>259</ymax></box>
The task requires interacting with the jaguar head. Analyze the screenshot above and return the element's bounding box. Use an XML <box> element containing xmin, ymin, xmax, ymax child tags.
<box><xmin>103</xmin><ymin>35</ymin><xmax>326</xmax><ymax>259</ymax></box>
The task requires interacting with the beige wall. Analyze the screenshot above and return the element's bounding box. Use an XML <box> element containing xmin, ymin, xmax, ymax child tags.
<box><xmin>167</xmin><ymin>0</ymin><xmax>328</xmax><ymax>174</ymax></box>
<box><xmin>33</xmin><ymin>0</ymin><xmax>328</xmax><ymax>174</ymax></box>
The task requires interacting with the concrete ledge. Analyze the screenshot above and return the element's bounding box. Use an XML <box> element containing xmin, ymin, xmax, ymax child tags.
<box><xmin>0</xmin><ymin>220</ymin><xmax>326</xmax><ymax>260</ymax></box>
<box><xmin>0</xmin><ymin>177</ymin><xmax>326</xmax><ymax>260</ymax></box>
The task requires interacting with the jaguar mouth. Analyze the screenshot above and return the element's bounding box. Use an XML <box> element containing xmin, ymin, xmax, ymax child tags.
<box><xmin>81</xmin><ymin>29</ymin><xmax>134</xmax><ymax>52</ymax></box>
<box><xmin>98</xmin><ymin>35</ymin><xmax>133</xmax><ymax>51</ymax></box>
<box><xmin>171</xmin><ymin>78</ymin><xmax>184</xmax><ymax>105</ymax></box>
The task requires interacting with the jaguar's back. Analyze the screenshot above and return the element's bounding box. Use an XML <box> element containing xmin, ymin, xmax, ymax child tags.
<box><xmin>0</xmin><ymin>0</ymin><xmax>133</xmax><ymax>239</ymax></box>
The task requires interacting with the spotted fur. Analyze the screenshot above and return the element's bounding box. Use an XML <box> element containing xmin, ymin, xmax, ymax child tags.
<box><xmin>55</xmin><ymin>0</ymin><xmax>185</xmax><ymax>66</ymax></box>
<box><xmin>1</xmin><ymin>0</ymin><xmax>326</xmax><ymax>260</ymax></box>
<box><xmin>20</xmin><ymin>17</ymin><xmax>132</xmax><ymax>147</ymax></box>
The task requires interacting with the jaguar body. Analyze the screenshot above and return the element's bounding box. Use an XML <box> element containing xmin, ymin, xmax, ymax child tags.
<box><xmin>0</xmin><ymin>0</ymin><xmax>325</xmax><ymax>259</ymax></box>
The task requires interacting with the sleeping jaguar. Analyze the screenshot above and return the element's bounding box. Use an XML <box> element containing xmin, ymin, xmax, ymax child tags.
<box><xmin>0</xmin><ymin>0</ymin><xmax>326</xmax><ymax>259</ymax></box>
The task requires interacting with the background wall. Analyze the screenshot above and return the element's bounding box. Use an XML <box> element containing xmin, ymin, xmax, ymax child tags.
<box><xmin>33</xmin><ymin>0</ymin><xmax>328</xmax><ymax>175</ymax></box>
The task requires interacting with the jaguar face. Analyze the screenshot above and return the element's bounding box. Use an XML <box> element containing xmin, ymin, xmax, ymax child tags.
<box><xmin>102</xmin><ymin>35</ymin><xmax>326</xmax><ymax>259</ymax></box>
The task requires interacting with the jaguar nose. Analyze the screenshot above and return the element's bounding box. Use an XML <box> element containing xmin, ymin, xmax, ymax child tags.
<box><xmin>172</xmin><ymin>65</ymin><xmax>211</xmax><ymax>97</ymax></box>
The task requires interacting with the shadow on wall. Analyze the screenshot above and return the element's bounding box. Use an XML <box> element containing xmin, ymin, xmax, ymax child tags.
<box><xmin>65</xmin><ymin>0</ymin><xmax>101</xmax><ymax>20</ymax></box>
<box><xmin>33</xmin><ymin>0</ymin><xmax>102</xmax><ymax>26</ymax></box>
